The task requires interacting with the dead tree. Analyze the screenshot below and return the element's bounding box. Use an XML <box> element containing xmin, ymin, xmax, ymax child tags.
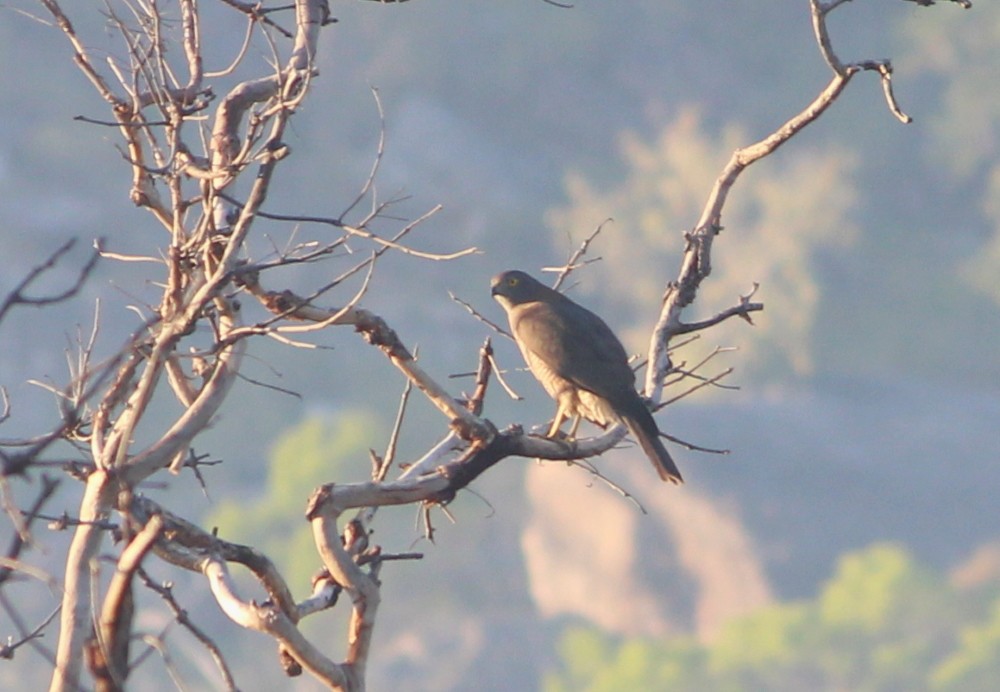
<box><xmin>0</xmin><ymin>1</ymin><xmax>970</xmax><ymax>690</ymax></box>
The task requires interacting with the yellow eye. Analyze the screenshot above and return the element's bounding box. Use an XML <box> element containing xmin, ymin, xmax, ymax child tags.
<box><xmin>508</xmin><ymin>276</ymin><xmax>519</xmax><ymax>286</ymax></box>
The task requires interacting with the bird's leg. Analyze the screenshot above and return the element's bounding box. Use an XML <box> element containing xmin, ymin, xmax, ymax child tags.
<box><xmin>546</xmin><ymin>407</ymin><xmax>568</xmax><ymax>438</ymax></box>
<box><xmin>543</xmin><ymin>405</ymin><xmax>577</xmax><ymax>455</ymax></box>
<box><xmin>567</xmin><ymin>414</ymin><xmax>582</xmax><ymax>439</ymax></box>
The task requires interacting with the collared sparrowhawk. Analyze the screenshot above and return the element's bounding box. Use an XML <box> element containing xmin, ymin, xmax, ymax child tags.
<box><xmin>491</xmin><ymin>270</ymin><xmax>682</xmax><ymax>484</ymax></box>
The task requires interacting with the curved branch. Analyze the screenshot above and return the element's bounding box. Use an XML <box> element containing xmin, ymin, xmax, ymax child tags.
<box><xmin>49</xmin><ymin>470</ymin><xmax>114</xmax><ymax>692</ymax></box>
<box><xmin>643</xmin><ymin>0</ymin><xmax>924</xmax><ymax>400</ymax></box>
<box><xmin>120</xmin><ymin>305</ymin><xmax>246</xmax><ymax>484</ymax></box>
<box><xmin>128</xmin><ymin>496</ymin><xmax>299</xmax><ymax>621</ymax></box>
<box><xmin>125</xmin><ymin>494</ymin><xmax>349</xmax><ymax>688</ymax></box>
<box><xmin>203</xmin><ymin>558</ymin><xmax>347</xmax><ymax>688</ymax></box>
<box><xmin>92</xmin><ymin>515</ymin><xmax>163</xmax><ymax>689</ymax></box>
<box><xmin>308</xmin><ymin>422</ymin><xmax>631</xmax><ymax>515</ymax></box>
<box><xmin>308</xmin><ymin>493</ymin><xmax>379</xmax><ymax>689</ymax></box>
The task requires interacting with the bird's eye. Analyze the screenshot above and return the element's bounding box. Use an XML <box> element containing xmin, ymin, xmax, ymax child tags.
<box><xmin>508</xmin><ymin>276</ymin><xmax>519</xmax><ymax>286</ymax></box>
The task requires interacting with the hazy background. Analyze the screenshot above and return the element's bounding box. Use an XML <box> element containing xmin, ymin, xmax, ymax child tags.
<box><xmin>1</xmin><ymin>1</ymin><xmax>998</xmax><ymax>690</ymax></box>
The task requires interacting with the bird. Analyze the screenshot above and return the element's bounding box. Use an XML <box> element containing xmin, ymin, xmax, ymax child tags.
<box><xmin>491</xmin><ymin>269</ymin><xmax>682</xmax><ymax>484</ymax></box>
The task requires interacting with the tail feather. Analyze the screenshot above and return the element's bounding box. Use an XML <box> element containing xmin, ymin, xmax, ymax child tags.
<box><xmin>622</xmin><ymin>410</ymin><xmax>683</xmax><ymax>484</ymax></box>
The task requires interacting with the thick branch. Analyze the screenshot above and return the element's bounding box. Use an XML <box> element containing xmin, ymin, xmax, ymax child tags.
<box><xmin>50</xmin><ymin>470</ymin><xmax>114</xmax><ymax>692</ymax></box>
<box><xmin>307</xmin><ymin>492</ymin><xmax>380</xmax><ymax>690</ymax></box>
<box><xmin>203</xmin><ymin>558</ymin><xmax>347</xmax><ymax>688</ymax></box>
<box><xmin>128</xmin><ymin>496</ymin><xmax>299</xmax><ymax>621</ymax></box>
<box><xmin>120</xmin><ymin>307</ymin><xmax>245</xmax><ymax>484</ymax></box>
<box><xmin>91</xmin><ymin>515</ymin><xmax>163</xmax><ymax>691</ymax></box>
<box><xmin>309</xmin><ymin>422</ymin><xmax>630</xmax><ymax>514</ymax></box>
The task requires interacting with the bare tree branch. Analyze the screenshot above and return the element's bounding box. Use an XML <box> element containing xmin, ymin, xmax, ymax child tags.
<box><xmin>0</xmin><ymin>475</ymin><xmax>60</xmax><ymax>587</ymax></box>
<box><xmin>88</xmin><ymin>515</ymin><xmax>163</xmax><ymax>691</ymax></box>
<box><xmin>136</xmin><ymin>568</ymin><xmax>239</xmax><ymax>691</ymax></box>
<box><xmin>0</xmin><ymin>238</ymin><xmax>100</xmax><ymax>326</ymax></box>
<box><xmin>0</xmin><ymin>605</ymin><xmax>61</xmax><ymax>661</ymax></box>
<box><xmin>643</xmin><ymin>0</ymin><xmax>927</xmax><ymax>401</ymax></box>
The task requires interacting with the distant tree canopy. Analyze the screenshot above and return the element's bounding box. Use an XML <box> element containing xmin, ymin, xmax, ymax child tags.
<box><xmin>544</xmin><ymin>543</ymin><xmax>1000</xmax><ymax>692</ymax></box>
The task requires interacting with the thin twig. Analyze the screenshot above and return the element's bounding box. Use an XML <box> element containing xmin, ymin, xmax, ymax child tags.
<box><xmin>549</xmin><ymin>218</ymin><xmax>611</xmax><ymax>292</ymax></box>
<box><xmin>448</xmin><ymin>292</ymin><xmax>512</xmax><ymax>339</ymax></box>
<box><xmin>0</xmin><ymin>239</ymin><xmax>101</xmax><ymax>325</ymax></box>
<box><xmin>138</xmin><ymin>568</ymin><xmax>239</xmax><ymax>691</ymax></box>
<box><xmin>0</xmin><ymin>475</ymin><xmax>60</xmax><ymax>586</ymax></box>
<box><xmin>0</xmin><ymin>605</ymin><xmax>61</xmax><ymax>660</ymax></box>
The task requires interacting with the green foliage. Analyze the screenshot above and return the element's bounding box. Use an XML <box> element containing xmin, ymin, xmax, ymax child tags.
<box><xmin>818</xmin><ymin>543</ymin><xmax>933</xmax><ymax>631</ymax></box>
<box><xmin>543</xmin><ymin>627</ymin><xmax>707</xmax><ymax>692</ymax></box>
<box><xmin>204</xmin><ymin>411</ymin><xmax>382</xmax><ymax>592</ymax></box>
<box><xmin>931</xmin><ymin>597</ymin><xmax>1000</xmax><ymax>691</ymax></box>
<box><xmin>708</xmin><ymin>601</ymin><xmax>813</xmax><ymax>689</ymax></box>
<box><xmin>546</xmin><ymin>543</ymin><xmax>999</xmax><ymax>691</ymax></box>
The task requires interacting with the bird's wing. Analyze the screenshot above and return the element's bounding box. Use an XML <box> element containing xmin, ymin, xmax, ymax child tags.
<box><xmin>511</xmin><ymin>298</ymin><xmax>635</xmax><ymax>401</ymax></box>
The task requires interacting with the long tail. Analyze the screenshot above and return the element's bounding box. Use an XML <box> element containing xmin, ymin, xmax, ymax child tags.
<box><xmin>622</xmin><ymin>408</ymin><xmax>683</xmax><ymax>484</ymax></box>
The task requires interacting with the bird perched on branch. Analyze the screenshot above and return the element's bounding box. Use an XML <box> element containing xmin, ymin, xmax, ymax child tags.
<box><xmin>491</xmin><ymin>270</ymin><xmax>682</xmax><ymax>484</ymax></box>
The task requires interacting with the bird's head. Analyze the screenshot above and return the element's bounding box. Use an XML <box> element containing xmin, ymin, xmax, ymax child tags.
<box><xmin>490</xmin><ymin>270</ymin><xmax>545</xmax><ymax>308</ymax></box>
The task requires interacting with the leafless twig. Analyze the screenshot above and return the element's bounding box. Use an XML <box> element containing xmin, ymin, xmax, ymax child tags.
<box><xmin>0</xmin><ymin>239</ymin><xmax>100</xmax><ymax>326</ymax></box>
<box><xmin>548</xmin><ymin>218</ymin><xmax>611</xmax><ymax>292</ymax></box>
<box><xmin>138</xmin><ymin>568</ymin><xmax>239</xmax><ymax>691</ymax></box>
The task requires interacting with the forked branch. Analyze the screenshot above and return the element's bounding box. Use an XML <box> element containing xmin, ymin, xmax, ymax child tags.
<box><xmin>642</xmin><ymin>0</ymin><xmax>958</xmax><ymax>400</ymax></box>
